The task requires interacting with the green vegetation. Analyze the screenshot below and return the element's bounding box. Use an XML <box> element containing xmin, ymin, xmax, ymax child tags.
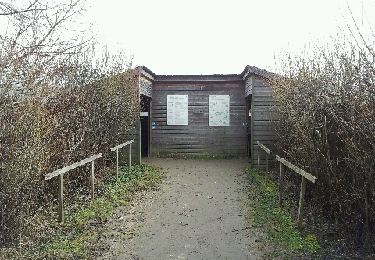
<box><xmin>246</xmin><ymin>166</ymin><xmax>320</xmax><ymax>258</ymax></box>
<box><xmin>1</xmin><ymin>164</ymin><xmax>161</xmax><ymax>259</ymax></box>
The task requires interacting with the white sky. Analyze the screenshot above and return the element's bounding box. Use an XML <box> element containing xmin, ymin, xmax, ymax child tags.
<box><xmin>85</xmin><ymin>0</ymin><xmax>375</xmax><ymax>75</ymax></box>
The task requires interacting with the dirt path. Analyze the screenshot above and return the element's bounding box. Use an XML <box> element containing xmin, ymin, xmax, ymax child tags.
<box><xmin>96</xmin><ymin>158</ymin><xmax>266</xmax><ymax>259</ymax></box>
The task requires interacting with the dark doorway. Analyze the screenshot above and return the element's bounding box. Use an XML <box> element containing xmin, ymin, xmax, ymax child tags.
<box><xmin>140</xmin><ymin>115</ymin><xmax>149</xmax><ymax>157</ymax></box>
<box><xmin>140</xmin><ymin>95</ymin><xmax>151</xmax><ymax>158</ymax></box>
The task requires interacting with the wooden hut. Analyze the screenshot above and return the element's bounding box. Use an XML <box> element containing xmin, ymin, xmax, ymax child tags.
<box><xmin>135</xmin><ymin>65</ymin><xmax>275</xmax><ymax>166</ymax></box>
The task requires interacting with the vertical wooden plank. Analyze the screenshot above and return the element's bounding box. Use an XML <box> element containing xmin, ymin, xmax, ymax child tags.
<box><xmin>297</xmin><ymin>176</ymin><xmax>306</xmax><ymax>228</ymax></box>
<box><xmin>129</xmin><ymin>143</ymin><xmax>132</xmax><ymax>173</ymax></box>
<box><xmin>58</xmin><ymin>174</ymin><xmax>64</xmax><ymax>223</ymax></box>
<box><xmin>250</xmin><ymin>80</ymin><xmax>255</xmax><ymax>165</ymax></box>
<box><xmin>91</xmin><ymin>161</ymin><xmax>95</xmax><ymax>199</ymax></box>
<box><xmin>257</xmin><ymin>149</ymin><xmax>260</xmax><ymax>168</ymax></box>
<box><xmin>148</xmin><ymin>100</ymin><xmax>152</xmax><ymax>157</ymax></box>
<box><xmin>136</xmin><ymin>119</ymin><xmax>141</xmax><ymax>164</ymax></box>
<box><xmin>279</xmin><ymin>162</ymin><xmax>284</xmax><ymax>207</ymax></box>
<box><xmin>266</xmin><ymin>153</ymin><xmax>269</xmax><ymax>172</ymax></box>
<box><xmin>116</xmin><ymin>149</ymin><xmax>119</xmax><ymax>179</ymax></box>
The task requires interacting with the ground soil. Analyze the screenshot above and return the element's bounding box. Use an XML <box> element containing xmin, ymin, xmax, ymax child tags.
<box><xmin>95</xmin><ymin>158</ymin><xmax>268</xmax><ymax>260</ymax></box>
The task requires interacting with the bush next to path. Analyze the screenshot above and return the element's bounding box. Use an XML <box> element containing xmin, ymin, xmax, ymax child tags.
<box><xmin>0</xmin><ymin>0</ymin><xmax>139</xmax><ymax>246</ymax></box>
<box><xmin>271</xmin><ymin>26</ymin><xmax>375</xmax><ymax>246</ymax></box>
<box><xmin>1</xmin><ymin>165</ymin><xmax>162</xmax><ymax>259</ymax></box>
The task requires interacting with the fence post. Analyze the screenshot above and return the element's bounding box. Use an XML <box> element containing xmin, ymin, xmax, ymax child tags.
<box><xmin>116</xmin><ymin>149</ymin><xmax>119</xmax><ymax>179</ymax></box>
<box><xmin>91</xmin><ymin>161</ymin><xmax>95</xmax><ymax>199</ymax></box>
<box><xmin>297</xmin><ymin>176</ymin><xmax>306</xmax><ymax>228</ymax></box>
<box><xmin>257</xmin><ymin>148</ymin><xmax>260</xmax><ymax>168</ymax></box>
<box><xmin>266</xmin><ymin>153</ymin><xmax>269</xmax><ymax>172</ymax></box>
<box><xmin>129</xmin><ymin>143</ymin><xmax>132</xmax><ymax>173</ymax></box>
<box><xmin>58</xmin><ymin>174</ymin><xmax>64</xmax><ymax>223</ymax></box>
<box><xmin>279</xmin><ymin>162</ymin><xmax>284</xmax><ymax>207</ymax></box>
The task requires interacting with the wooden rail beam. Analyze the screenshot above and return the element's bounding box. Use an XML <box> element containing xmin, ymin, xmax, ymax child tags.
<box><xmin>45</xmin><ymin>153</ymin><xmax>102</xmax><ymax>222</ymax></box>
<box><xmin>110</xmin><ymin>140</ymin><xmax>134</xmax><ymax>152</ymax></box>
<box><xmin>45</xmin><ymin>153</ymin><xmax>103</xmax><ymax>180</ymax></box>
<box><xmin>275</xmin><ymin>155</ymin><xmax>317</xmax><ymax>183</ymax></box>
<box><xmin>256</xmin><ymin>141</ymin><xmax>318</xmax><ymax>229</ymax></box>
<box><xmin>257</xmin><ymin>141</ymin><xmax>271</xmax><ymax>171</ymax></box>
<box><xmin>256</xmin><ymin>141</ymin><xmax>271</xmax><ymax>154</ymax></box>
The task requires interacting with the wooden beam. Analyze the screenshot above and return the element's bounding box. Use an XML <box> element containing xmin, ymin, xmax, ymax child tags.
<box><xmin>257</xmin><ymin>141</ymin><xmax>271</xmax><ymax>154</ymax></box>
<box><xmin>129</xmin><ymin>143</ymin><xmax>132</xmax><ymax>173</ymax></box>
<box><xmin>45</xmin><ymin>153</ymin><xmax>103</xmax><ymax>180</ymax></box>
<box><xmin>116</xmin><ymin>149</ymin><xmax>119</xmax><ymax>179</ymax></box>
<box><xmin>275</xmin><ymin>155</ymin><xmax>317</xmax><ymax>183</ymax></box>
<box><xmin>279</xmin><ymin>162</ymin><xmax>284</xmax><ymax>207</ymax></box>
<box><xmin>58</xmin><ymin>174</ymin><xmax>64</xmax><ymax>222</ymax></box>
<box><xmin>110</xmin><ymin>140</ymin><xmax>134</xmax><ymax>151</ymax></box>
<box><xmin>91</xmin><ymin>161</ymin><xmax>95</xmax><ymax>199</ymax></box>
<box><xmin>297</xmin><ymin>176</ymin><xmax>306</xmax><ymax>228</ymax></box>
<box><xmin>137</xmin><ymin>119</ymin><xmax>141</xmax><ymax>164</ymax></box>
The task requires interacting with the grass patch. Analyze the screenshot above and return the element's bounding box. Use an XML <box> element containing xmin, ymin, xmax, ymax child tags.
<box><xmin>246</xmin><ymin>166</ymin><xmax>320</xmax><ymax>257</ymax></box>
<box><xmin>1</xmin><ymin>164</ymin><xmax>161</xmax><ymax>259</ymax></box>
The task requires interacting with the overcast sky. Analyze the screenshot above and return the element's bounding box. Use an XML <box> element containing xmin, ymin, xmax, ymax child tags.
<box><xmin>85</xmin><ymin>0</ymin><xmax>375</xmax><ymax>75</ymax></box>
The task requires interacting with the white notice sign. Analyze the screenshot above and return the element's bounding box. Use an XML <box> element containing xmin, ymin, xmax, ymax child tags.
<box><xmin>167</xmin><ymin>95</ymin><xmax>188</xmax><ymax>125</ymax></box>
<box><xmin>209</xmin><ymin>95</ymin><xmax>230</xmax><ymax>126</ymax></box>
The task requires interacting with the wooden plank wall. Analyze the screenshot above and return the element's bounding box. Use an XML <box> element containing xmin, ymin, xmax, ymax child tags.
<box><xmin>250</xmin><ymin>75</ymin><xmax>276</xmax><ymax>167</ymax></box>
<box><xmin>151</xmin><ymin>81</ymin><xmax>247</xmax><ymax>157</ymax></box>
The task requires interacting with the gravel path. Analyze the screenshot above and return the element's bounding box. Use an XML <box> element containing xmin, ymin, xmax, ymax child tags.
<box><xmin>96</xmin><ymin>158</ymin><xmax>266</xmax><ymax>260</ymax></box>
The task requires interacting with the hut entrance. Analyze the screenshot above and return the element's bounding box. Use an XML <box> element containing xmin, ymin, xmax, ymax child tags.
<box><xmin>140</xmin><ymin>115</ymin><xmax>149</xmax><ymax>157</ymax></box>
<box><xmin>140</xmin><ymin>95</ymin><xmax>151</xmax><ymax>157</ymax></box>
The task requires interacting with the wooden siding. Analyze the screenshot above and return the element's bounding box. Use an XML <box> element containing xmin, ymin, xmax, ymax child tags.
<box><xmin>250</xmin><ymin>75</ymin><xmax>276</xmax><ymax>167</ymax></box>
<box><xmin>151</xmin><ymin>81</ymin><xmax>247</xmax><ymax>157</ymax></box>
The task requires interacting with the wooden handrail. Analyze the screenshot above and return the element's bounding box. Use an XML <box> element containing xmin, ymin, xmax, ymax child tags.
<box><xmin>45</xmin><ymin>153</ymin><xmax>102</xmax><ymax>180</ymax></box>
<box><xmin>276</xmin><ymin>155</ymin><xmax>317</xmax><ymax>183</ymax></box>
<box><xmin>110</xmin><ymin>140</ymin><xmax>134</xmax><ymax>151</ymax></box>
<box><xmin>256</xmin><ymin>141</ymin><xmax>271</xmax><ymax>172</ymax></box>
<box><xmin>256</xmin><ymin>141</ymin><xmax>318</xmax><ymax>228</ymax></box>
<box><xmin>257</xmin><ymin>141</ymin><xmax>271</xmax><ymax>154</ymax></box>
<box><xmin>44</xmin><ymin>153</ymin><xmax>102</xmax><ymax>222</ymax></box>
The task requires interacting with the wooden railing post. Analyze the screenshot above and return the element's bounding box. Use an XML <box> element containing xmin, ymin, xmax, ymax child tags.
<box><xmin>297</xmin><ymin>176</ymin><xmax>306</xmax><ymax>228</ymax></box>
<box><xmin>256</xmin><ymin>142</ymin><xmax>318</xmax><ymax>228</ymax></box>
<box><xmin>129</xmin><ymin>143</ymin><xmax>132</xmax><ymax>173</ymax></box>
<box><xmin>279</xmin><ymin>162</ymin><xmax>284</xmax><ymax>207</ymax></box>
<box><xmin>45</xmin><ymin>153</ymin><xmax>102</xmax><ymax>222</ymax></box>
<box><xmin>58</xmin><ymin>174</ymin><xmax>64</xmax><ymax>223</ymax></box>
<box><xmin>110</xmin><ymin>140</ymin><xmax>134</xmax><ymax>178</ymax></box>
<box><xmin>116</xmin><ymin>149</ymin><xmax>119</xmax><ymax>179</ymax></box>
<box><xmin>91</xmin><ymin>161</ymin><xmax>95</xmax><ymax>199</ymax></box>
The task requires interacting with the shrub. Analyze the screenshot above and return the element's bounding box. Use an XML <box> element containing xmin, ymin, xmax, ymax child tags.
<box><xmin>271</xmin><ymin>28</ymin><xmax>375</xmax><ymax>244</ymax></box>
<box><xmin>0</xmin><ymin>0</ymin><xmax>139</xmax><ymax>245</ymax></box>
